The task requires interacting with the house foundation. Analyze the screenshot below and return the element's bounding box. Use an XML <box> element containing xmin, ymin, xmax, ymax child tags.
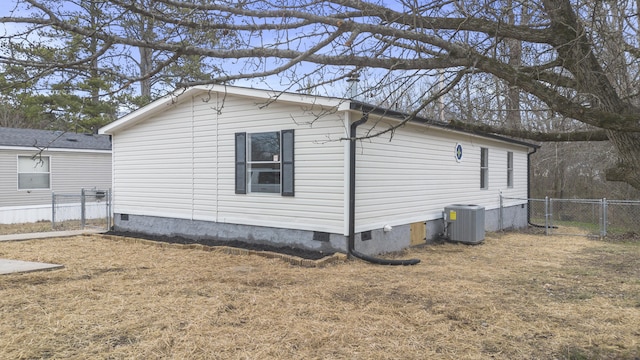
<box><xmin>113</xmin><ymin>203</ymin><xmax>528</xmax><ymax>256</ymax></box>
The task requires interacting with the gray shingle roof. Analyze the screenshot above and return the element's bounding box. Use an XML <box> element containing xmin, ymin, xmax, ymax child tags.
<box><xmin>0</xmin><ymin>127</ymin><xmax>111</xmax><ymax>151</ymax></box>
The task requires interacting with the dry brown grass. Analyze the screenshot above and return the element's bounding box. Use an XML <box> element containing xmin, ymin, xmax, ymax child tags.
<box><xmin>0</xmin><ymin>221</ymin><xmax>53</xmax><ymax>235</ymax></box>
<box><xmin>0</xmin><ymin>220</ymin><xmax>108</xmax><ymax>235</ymax></box>
<box><xmin>1</xmin><ymin>231</ymin><xmax>639</xmax><ymax>359</ymax></box>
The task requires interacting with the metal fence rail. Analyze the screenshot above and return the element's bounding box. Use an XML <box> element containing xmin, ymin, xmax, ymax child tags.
<box><xmin>501</xmin><ymin>195</ymin><xmax>640</xmax><ymax>238</ymax></box>
<box><xmin>52</xmin><ymin>188</ymin><xmax>112</xmax><ymax>231</ymax></box>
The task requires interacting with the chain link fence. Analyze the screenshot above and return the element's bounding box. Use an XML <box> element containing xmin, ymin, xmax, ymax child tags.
<box><xmin>501</xmin><ymin>195</ymin><xmax>640</xmax><ymax>238</ymax></box>
<box><xmin>52</xmin><ymin>188</ymin><xmax>112</xmax><ymax>231</ymax></box>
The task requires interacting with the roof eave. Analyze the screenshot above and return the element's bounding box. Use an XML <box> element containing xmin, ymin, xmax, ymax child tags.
<box><xmin>348</xmin><ymin>102</ymin><xmax>540</xmax><ymax>150</ymax></box>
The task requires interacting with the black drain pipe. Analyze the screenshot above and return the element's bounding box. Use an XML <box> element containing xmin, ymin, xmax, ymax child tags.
<box><xmin>348</xmin><ymin>114</ymin><xmax>420</xmax><ymax>266</ymax></box>
<box><xmin>527</xmin><ymin>145</ymin><xmax>552</xmax><ymax>228</ymax></box>
<box><xmin>527</xmin><ymin>146</ymin><xmax>537</xmax><ymax>225</ymax></box>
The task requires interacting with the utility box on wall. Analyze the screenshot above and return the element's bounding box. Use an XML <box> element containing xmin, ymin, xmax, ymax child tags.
<box><xmin>444</xmin><ymin>204</ymin><xmax>485</xmax><ymax>244</ymax></box>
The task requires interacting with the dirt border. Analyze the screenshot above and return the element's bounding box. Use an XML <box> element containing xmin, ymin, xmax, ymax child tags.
<box><xmin>100</xmin><ymin>234</ymin><xmax>348</xmax><ymax>267</ymax></box>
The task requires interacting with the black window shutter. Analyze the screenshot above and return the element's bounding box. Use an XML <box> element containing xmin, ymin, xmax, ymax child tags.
<box><xmin>235</xmin><ymin>132</ymin><xmax>246</xmax><ymax>194</ymax></box>
<box><xmin>281</xmin><ymin>129</ymin><xmax>295</xmax><ymax>196</ymax></box>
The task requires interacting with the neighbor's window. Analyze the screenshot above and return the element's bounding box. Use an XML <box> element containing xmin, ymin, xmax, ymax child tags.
<box><xmin>235</xmin><ymin>130</ymin><xmax>294</xmax><ymax>196</ymax></box>
<box><xmin>18</xmin><ymin>155</ymin><xmax>50</xmax><ymax>190</ymax></box>
<box><xmin>507</xmin><ymin>151</ymin><xmax>514</xmax><ymax>188</ymax></box>
<box><xmin>480</xmin><ymin>148</ymin><xmax>489</xmax><ymax>189</ymax></box>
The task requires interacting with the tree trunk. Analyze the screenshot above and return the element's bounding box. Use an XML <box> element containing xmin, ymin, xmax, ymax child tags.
<box><xmin>505</xmin><ymin>0</ymin><xmax>522</xmax><ymax>130</ymax></box>
<box><xmin>553</xmin><ymin>143</ymin><xmax>565</xmax><ymax>198</ymax></box>
<box><xmin>605</xmin><ymin>131</ymin><xmax>640</xmax><ymax>189</ymax></box>
<box><xmin>138</xmin><ymin>14</ymin><xmax>155</xmax><ymax>101</ymax></box>
<box><xmin>139</xmin><ymin>45</ymin><xmax>153</xmax><ymax>100</ymax></box>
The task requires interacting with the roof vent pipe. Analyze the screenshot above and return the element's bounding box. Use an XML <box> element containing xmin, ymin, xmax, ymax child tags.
<box><xmin>346</xmin><ymin>73</ymin><xmax>360</xmax><ymax>100</ymax></box>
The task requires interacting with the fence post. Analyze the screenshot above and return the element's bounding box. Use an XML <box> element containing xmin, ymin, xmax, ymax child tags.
<box><xmin>81</xmin><ymin>188</ymin><xmax>86</xmax><ymax>230</ymax></box>
<box><xmin>51</xmin><ymin>192</ymin><xmax>56</xmax><ymax>230</ymax></box>
<box><xmin>544</xmin><ymin>196</ymin><xmax>549</xmax><ymax>236</ymax></box>
<box><xmin>601</xmin><ymin>198</ymin><xmax>607</xmax><ymax>239</ymax></box>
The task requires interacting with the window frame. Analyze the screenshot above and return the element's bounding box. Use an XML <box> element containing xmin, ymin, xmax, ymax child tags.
<box><xmin>507</xmin><ymin>151</ymin><xmax>514</xmax><ymax>188</ymax></box>
<box><xmin>480</xmin><ymin>147</ymin><xmax>489</xmax><ymax>190</ymax></box>
<box><xmin>17</xmin><ymin>155</ymin><xmax>51</xmax><ymax>191</ymax></box>
<box><xmin>247</xmin><ymin>131</ymin><xmax>282</xmax><ymax>194</ymax></box>
<box><xmin>235</xmin><ymin>130</ymin><xmax>294</xmax><ymax>196</ymax></box>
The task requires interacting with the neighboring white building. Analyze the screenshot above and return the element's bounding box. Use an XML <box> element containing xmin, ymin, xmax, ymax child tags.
<box><xmin>0</xmin><ymin>127</ymin><xmax>112</xmax><ymax>224</ymax></box>
<box><xmin>99</xmin><ymin>85</ymin><xmax>537</xmax><ymax>255</ymax></box>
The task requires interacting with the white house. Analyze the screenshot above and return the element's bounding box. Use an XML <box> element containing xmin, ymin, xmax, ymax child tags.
<box><xmin>99</xmin><ymin>85</ymin><xmax>537</xmax><ymax>256</ymax></box>
<box><xmin>0</xmin><ymin>127</ymin><xmax>112</xmax><ymax>224</ymax></box>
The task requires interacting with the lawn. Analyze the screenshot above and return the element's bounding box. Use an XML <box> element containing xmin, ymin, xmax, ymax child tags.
<box><xmin>0</xmin><ymin>221</ymin><xmax>54</xmax><ymax>235</ymax></box>
<box><xmin>0</xmin><ymin>231</ymin><xmax>639</xmax><ymax>359</ymax></box>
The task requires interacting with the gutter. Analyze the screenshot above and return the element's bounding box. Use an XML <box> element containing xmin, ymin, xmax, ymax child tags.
<box><xmin>348</xmin><ymin>114</ymin><xmax>420</xmax><ymax>266</ymax></box>
<box><xmin>348</xmin><ymin>102</ymin><xmax>538</xmax><ymax>150</ymax></box>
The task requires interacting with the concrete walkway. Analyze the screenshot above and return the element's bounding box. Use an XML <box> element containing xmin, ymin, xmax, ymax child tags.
<box><xmin>0</xmin><ymin>229</ymin><xmax>105</xmax><ymax>275</ymax></box>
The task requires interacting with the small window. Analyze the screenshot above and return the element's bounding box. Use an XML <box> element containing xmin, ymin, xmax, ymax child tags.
<box><xmin>18</xmin><ymin>155</ymin><xmax>51</xmax><ymax>190</ymax></box>
<box><xmin>480</xmin><ymin>148</ymin><xmax>488</xmax><ymax>189</ymax></box>
<box><xmin>235</xmin><ymin>130</ymin><xmax>294</xmax><ymax>196</ymax></box>
<box><xmin>507</xmin><ymin>152</ymin><xmax>514</xmax><ymax>188</ymax></box>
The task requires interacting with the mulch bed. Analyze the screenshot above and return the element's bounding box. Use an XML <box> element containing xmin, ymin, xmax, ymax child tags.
<box><xmin>105</xmin><ymin>231</ymin><xmax>334</xmax><ymax>260</ymax></box>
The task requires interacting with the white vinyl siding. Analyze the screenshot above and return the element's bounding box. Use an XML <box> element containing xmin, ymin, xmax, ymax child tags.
<box><xmin>354</xmin><ymin>119</ymin><xmax>530</xmax><ymax>232</ymax></box>
<box><xmin>106</xmin><ymin>87</ymin><xmax>533</xmax><ymax>237</ymax></box>
<box><xmin>0</xmin><ymin>150</ymin><xmax>111</xmax><ymax>208</ymax></box>
<box><xmin>111</xmin><ymin>92</ymin><xmax>347</xmax><ymax>234</ymax></box>
<box><xmin>53</xmin><ymin>152</ymin><xmax>112</xmax><ymax>193</ymax></box>
<box><xmin>214</xmin><ymin>94</ymin><xmax>346</xmax><ymax>233</ymax></box>
<box><xmin>192</xmin><ymin>98</ymin><xmax>219</xmax><ymax>220</ymax></box>
<box><xmin>112</xmin><ymin>100</ymin><xmax>195</xmax><ymax>219</ymax></box>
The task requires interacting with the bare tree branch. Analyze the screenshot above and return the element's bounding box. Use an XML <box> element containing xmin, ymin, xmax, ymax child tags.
<box><xmin>3</xmin><ymin>0</ymin><xmax>640</xmax><ymax>188</ymax></box>
<box><xmin>447</xmin><ymin>119</ymin><xmax>608</xmax><ymax>142</ymax></box>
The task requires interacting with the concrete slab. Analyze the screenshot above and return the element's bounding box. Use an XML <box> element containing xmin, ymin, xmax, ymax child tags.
<box><xmin>0</xmin><ymin>258</ymin><xmax>63</xmax><ymax>275</ymax></box>
<box><xmin>0</xmin><ymin>230</ymin><xmax>105</xmax><ymax>275</ymax></box>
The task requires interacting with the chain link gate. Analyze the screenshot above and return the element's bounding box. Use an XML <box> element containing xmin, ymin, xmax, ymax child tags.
<box><xmin>501</xmin><ymin>195</ymin><xmax>640</xmax><ymax>238</ymax></box>
<box><xmin>52</xmin><ymin>188</ymin><xmax>112</xmax><ymax>231</ymax></box>
<box><xmin>546</xmin><ymin>198</ymin><xmax>605</xmax><ymax>237</ymax></box>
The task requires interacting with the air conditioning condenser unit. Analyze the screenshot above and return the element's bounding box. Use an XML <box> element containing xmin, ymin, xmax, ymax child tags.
<box><xmin>443</xmin><ymin>204</ymin><xmax>485</xmax><ymax>244</ymax></box>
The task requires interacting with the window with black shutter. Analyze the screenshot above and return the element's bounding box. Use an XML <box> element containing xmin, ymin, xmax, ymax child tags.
<box><xmin>235</xmin><ymin>130</ymin><xmax>294</xmax><ymax>196</ymax></box>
